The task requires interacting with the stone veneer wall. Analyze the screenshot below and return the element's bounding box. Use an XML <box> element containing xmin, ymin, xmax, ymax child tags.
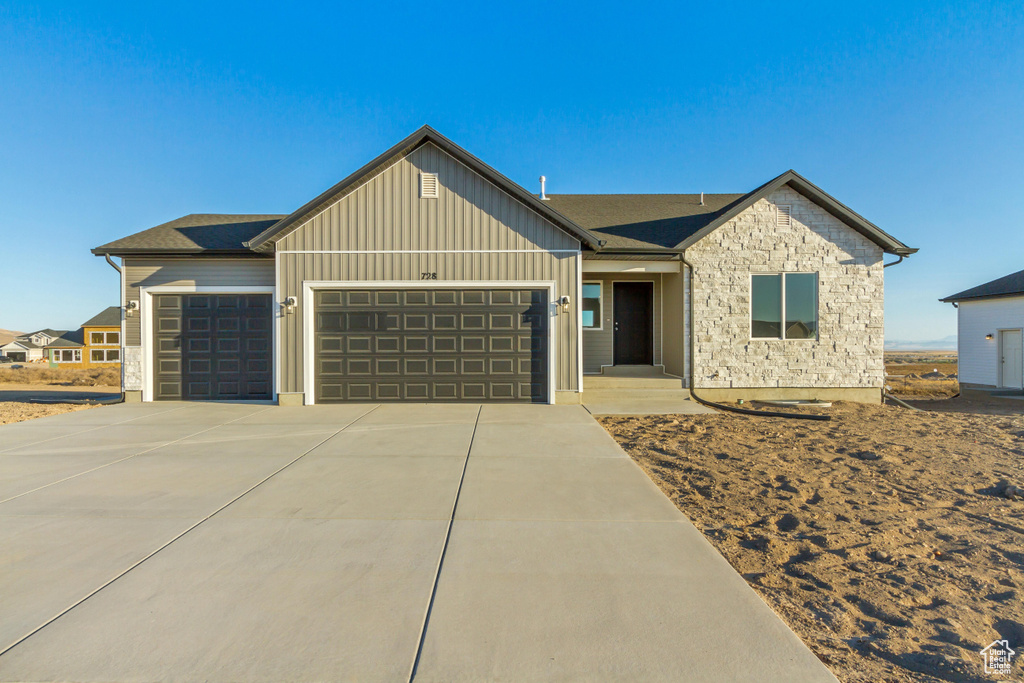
<box><xmin>122</xmin><ymin>346</ymin><xmax>143</xmax><ymax>391</ymax></box>
<box><xmin>685</xmin><ymin>187</ymin><xmax>884</xmax><ymax>390</ymax></box>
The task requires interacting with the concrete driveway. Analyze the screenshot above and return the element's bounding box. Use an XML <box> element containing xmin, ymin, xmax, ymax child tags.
<box><xmin>0</xmin><ymin>402</ymin><xmax>835</xmax><ymax>682</ymax></box>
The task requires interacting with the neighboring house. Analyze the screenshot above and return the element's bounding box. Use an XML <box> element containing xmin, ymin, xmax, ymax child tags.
<box><xmin>0</xmin><ymin>329</ymin><xmax>66</xmax><ymax>362</ymax></box>
<box><xmin>941</xmin><ymin>269</ymin><xmax>1024</xmax><ymax>391</ymax></box>
<box><xmin>92</xmin><ymin>126</ymin><xmax>916</xmax><ymax>404</ymax></box>
<box><xmin>43</xmin><ymin>307</ymin><xmax>123</xmax><ymax>368</ymax></box>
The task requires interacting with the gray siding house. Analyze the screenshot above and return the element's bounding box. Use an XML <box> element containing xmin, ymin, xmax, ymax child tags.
<box><xmin>94</xmin><ymin>126</ymin><xmax>915</xmax><ymax>405</ymax></box>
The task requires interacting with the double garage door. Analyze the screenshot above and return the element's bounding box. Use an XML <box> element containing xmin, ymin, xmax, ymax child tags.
<box><xmin>315</xmin><ymin>288</ymin><xmax>549</xmax><ymax>403</ymax></box>
<box><xmin>153</xmin><ymin>294</ymin><xmax>272</xmax><ymax>401</ymax></box>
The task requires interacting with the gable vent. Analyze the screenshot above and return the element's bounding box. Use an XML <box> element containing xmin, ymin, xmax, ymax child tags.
<box><xmin>777</xmin><ymin>204</ymin><xmax>792</xmax><ymax>227</ymax></box>
<box><xmin>420</xmin><ymin>172</ymin><xmax>439</xmax><ymax>199</ymax></box>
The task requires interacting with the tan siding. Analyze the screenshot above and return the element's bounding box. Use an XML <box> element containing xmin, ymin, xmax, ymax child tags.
<box><xmin>581</xmin><ymin>274</ymin><xmax>663</xmax><ymax>373</ymax></box>
<box><xmin>662</xmin><ymin>270</ymin><xmax>685</xmax><ymax>377</ymax></box>
<box><xmin>277</xmin><ymin>143</ymin><xmax>580</xmax><ymax>253</ymax></box>
<box><xmin>123</xmin><ymin>259</ymin><xmax>274</xmax><ymax>345</ymax></box>
<box><xmin>278</xmin><ymin>252</ymin><xmax>579</xmax><ymax>396</ymax></box>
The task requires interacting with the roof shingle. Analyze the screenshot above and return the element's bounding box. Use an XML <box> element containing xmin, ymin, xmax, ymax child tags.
<box><xmin>941</xmin><ymin>268</ymin><xmax>1024</xmax><ymax>302</ymax></box>
<box><xmin>92</xmin><ymin>214</ymin><xmax>286</xmax><ymax>255</ymax></box>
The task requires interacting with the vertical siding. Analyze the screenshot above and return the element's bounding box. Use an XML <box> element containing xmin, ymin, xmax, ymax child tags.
<box><xmin>278</xmin><ymin>252</ymin><xmax>579</xmax><ymax>395</ymax></box>
<box><xmin>958</xmin><ymin>297</ymin><xmax>1024</xmax><ymax>386</ymax></box>
<box><xmin>662</xmin><ymin>270</ymin><xmax>685</xmax><ymax>377</ymax></box>
<box><xmin>276</xmin><ymin>143</ymin><xmax>580</xmax><ymax>253</ymax></box>
<box><xmin>123</xmin><ymin>259</ymin><xmax>275</xmax><ymax>345</ymax></box>
<box><xmin>581</xmin><ymin>273</ymin><xmax>664</xmax><ymax>373</ymax></box>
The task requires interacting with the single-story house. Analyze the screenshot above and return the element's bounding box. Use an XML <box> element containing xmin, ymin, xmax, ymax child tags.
<box><xmin>93</xmin><ymin>126</ymin><xmax>916</xmax><ymax>405</ymax></box>
<box><xmin>941</xmin><ymin>269</ymin><xmax>1024</xmax><ymax>390</ymax></box>
<box><xmin>43</xmin><ymin>307</ymin><xmax>123</xmax><ymax>368</ymax></box>
<box><xmin>0</xmin><ymin>329</ymin><xmax>66</xmax><ymax>362</ymax></box>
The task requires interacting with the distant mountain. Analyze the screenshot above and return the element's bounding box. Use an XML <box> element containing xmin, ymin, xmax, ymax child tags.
<box><xmin>885</xmin><ymin>335</ymin><xmax>957</xmax><ymax>351</ymax></box>
<box><xmin>0</xmin><ymin>328</ymin><xmax>24</xmax><ymax>346</ymax></box>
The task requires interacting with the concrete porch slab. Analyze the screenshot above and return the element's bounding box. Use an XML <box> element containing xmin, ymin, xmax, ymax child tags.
<box><xmin>584</xmin><ymin>396</ymin><xmax>717</xmax><ymax>416</ymax></box>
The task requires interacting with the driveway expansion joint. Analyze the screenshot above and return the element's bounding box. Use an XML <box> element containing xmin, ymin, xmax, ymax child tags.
<box><xmin>407</xmin><ymin>404</ymin><xmax>481</xmax><ymax>683</ymax></box>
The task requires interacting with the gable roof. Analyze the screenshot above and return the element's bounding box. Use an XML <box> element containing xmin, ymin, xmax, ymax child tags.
<box><xmin>82</xmin><ymin>306</ymin><xmax>122</xmax><ymax>327</ymax></box>
<box><xmin>1</xmin><ymin>339</ymin><xmax>37</xmax><ymax>350</ymax></box>
<box><xmin>45</xmin><ymin>329</ymin><xmax>84</xmax><ymax>348</ymax></box>
<box><xmin>244</xmin><ymin>125</ymin><xmax>602</xmax><ymax>251</ymax></box>
<box><xmin>941</xmin><ymin>268</ymin><xmax>1024</xmax><ymax>303</ymax></box>
<box><xmin>549</xmin><ymin>170</ymin><xmax>916</xmax><ymax>256</ymax></box>
<box><xmin>22</xmin><ymin>329</ymin><xmax>64</xmax><ymax>340</ymax></box>
<box><xmin>92</xmin><ymin>215</ymin><xmax>285</xmax><ymax>256</ymax></box>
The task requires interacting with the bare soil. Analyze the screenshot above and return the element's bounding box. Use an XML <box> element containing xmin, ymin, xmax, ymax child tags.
<box><xmin>0</xmin><ymin>401</ymin><xmax>97</xmax><ymax>425</ymax></box>
<box><xmin>600</xmin><ymin>397</ymin><xmax>1024</xmax><ymax>682</ymax></box>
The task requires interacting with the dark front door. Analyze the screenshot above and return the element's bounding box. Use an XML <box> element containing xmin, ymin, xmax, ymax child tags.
<box><xmin>613</xmin><ymin>282</ymin><xmax>654</xmax><ymax>365</ymax></box>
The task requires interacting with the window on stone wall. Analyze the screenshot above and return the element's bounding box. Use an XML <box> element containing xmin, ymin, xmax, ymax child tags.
<box><xmin>582</xmin><ymin>282</ymin><xmax>603</xmax><ymax>329</ymax></box>
<box><xmin>751</xmin><ymin>273</ymin><xmax>818</xmax><ymax>340</ymax></box>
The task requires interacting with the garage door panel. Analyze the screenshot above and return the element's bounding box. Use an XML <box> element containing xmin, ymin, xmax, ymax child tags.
<box><xmin>315</xmin><ymin>288</ymin><xmax>548</xmax><ymax>404</ymax></box>
<box><xmin>153</xmin><ymin>294</ymin><xmax>272</xmax><ymax>401</ymax></box>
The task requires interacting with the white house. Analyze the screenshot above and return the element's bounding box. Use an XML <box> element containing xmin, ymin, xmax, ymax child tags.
<box><xmin>0</xmin><ymin>329</ymin><xmax>66</xmax><ymax>362</ymax></box>
<box><xmin>942</xmin><ymin>269</ymin><xmax>1024</xmax><ymax>390</ymax></box>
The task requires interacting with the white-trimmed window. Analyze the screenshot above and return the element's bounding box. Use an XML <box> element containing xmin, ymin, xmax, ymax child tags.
<box><xmin>751</xmin><ymin>273</ymin><xmax>818</xmax><ymax>340</ymax></box>
<box><xmin>582</xmin><ymin>282</ymin><xmax>603</xmax><ymax>330</ymax></box>
<box><xmin>90</xmin><ymin>349</ymin><xmax>121</xmax><ymax>362</ymax></box>
<box><xmin>90</xmin><ymin>331</ymin><xmax>120</xmax><ymax>345</ymax></box>
<box><xmin>53</xmin><ymin>349</ymin><xmax>82</xmax><ymax>363</ymax></box>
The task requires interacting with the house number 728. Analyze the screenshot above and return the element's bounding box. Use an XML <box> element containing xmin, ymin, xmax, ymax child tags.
<box><xmin>420</xmin><ymin>272</ymin><xmax>438</xmax><ymax>280</ymax></box>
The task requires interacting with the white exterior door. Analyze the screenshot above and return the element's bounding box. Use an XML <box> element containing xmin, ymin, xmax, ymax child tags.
<box><xmin>999</xmin><ymin>329</ymin><xmax>1023</xmax><ymax>389</ymax></box>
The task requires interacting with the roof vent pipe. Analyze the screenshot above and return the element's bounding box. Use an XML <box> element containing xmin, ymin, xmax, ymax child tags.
<box><xmin>700</xmin><ymin>192</ymin><xmax>705</xmax><ymax>206</ymax></box>
<box><xmin>539</xmin><ymin>175</ymin><xmax>548</xmax><ymax>200</ymax></box>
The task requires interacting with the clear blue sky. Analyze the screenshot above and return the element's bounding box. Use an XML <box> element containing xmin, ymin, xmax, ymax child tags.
<box><xmin>2</xmin><ymin>2</ymin><xmax>1022</xmax><ymax>340</ymax></box>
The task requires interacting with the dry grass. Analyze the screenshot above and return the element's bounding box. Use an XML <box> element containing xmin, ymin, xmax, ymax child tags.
<box><xmin>0</xmin><ymin>365</ymin><xmax>121</xmax><ymax>387</ymax></box>
<box><xmin>885</xmin><ymin>353</ymin><xmax>959</xmax><ymax>399</ymax></box>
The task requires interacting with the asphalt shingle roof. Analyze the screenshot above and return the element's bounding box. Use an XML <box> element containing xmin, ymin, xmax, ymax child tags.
<box><xmin>545</xmin><ymin>194</ymin><xmax>745</xmax><ymax>250</ymax></box>
<box><xmin>93</xmin><ymin>214</ymin><xmax>286</xmax><ymax>255</ymax></box>
<box><xmin>46</xmin><ymin>329</ymin><xmax>84</xmax><ymax>348</ymax></box>
<box><xmin>941</xmin><ymin>268</ymin><xmax>1024</xmax><ymax>302</ymax></box>
<box><xmin>82</xmin><ymin>306</ymin><xmax>121</xmax><ymax>327</ymax></box>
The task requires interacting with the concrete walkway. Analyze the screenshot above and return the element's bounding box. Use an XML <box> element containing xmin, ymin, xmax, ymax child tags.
<box><xmin>0</xmin><ymin>402</ymin><xmax>834</xmax><ymax>682</ymax></box>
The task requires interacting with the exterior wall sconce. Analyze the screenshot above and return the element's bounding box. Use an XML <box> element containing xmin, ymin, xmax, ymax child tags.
<box><xmin>986</xmin><ymin>333</ymin><xmax>994</xmax><ymax>340</ymax></box>
<box><xmin>284</xmin><ymin>296</ymin><xmax>297</xmax><ymax>313</ymax></box>
<box><xmin>559</xmin><ymin>295</ymin><xmax>571</xmax><ymax>313</ymax></box>
<box><xmin>125</xmin><ymin>300</ymin><xmax>139</xmax><ymax>317</ymax></box>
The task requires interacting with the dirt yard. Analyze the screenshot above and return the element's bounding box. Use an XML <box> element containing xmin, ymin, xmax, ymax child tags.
<box><xmin>0</xmin><ymin>401</ymin><xmax>98</xmax><ymax>425</ymax></box>
<box><xmin>0</xmin><ymin>366</ymin><xmax>120</xmax><ymax>425</ymax></box>
<box><xmin>600</xmin><ymin>398</ymin><xmax>1024</xmax><ymax>682</ymax></box>
<box><xmin>886</xmin><ymin>352</ymin><xmax>959</xmax><ymax>399</ymax></box>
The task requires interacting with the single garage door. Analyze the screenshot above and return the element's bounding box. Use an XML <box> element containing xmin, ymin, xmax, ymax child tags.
<box><xmin>153</xmin><ymin>294</ymin><xmax>272</xmax><ymax>401</ymax></box>
<box><xmin>315</xmin><ymin>288</ymin><xmax>548</xmax><ymax>403</ymax></box>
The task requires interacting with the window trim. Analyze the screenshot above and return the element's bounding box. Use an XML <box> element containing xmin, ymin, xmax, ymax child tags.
<box><xmin>90</xmin><ymin>348</ymin><xmax>121</xmax><ymax>363</ymax></box>
<box><xmin>581</xmin><ymin>281</ymin><xmax>604</xmax><ymax>331</ymax></box>
<box><xmin>53</xmin><ymin>348</ymin><xmax>82</xmax><ymax>363</ymax></box>
<box><xmin>749</xmin><ymin>272</ymin><xmax>819</xmax><ymax>341</ymax></box>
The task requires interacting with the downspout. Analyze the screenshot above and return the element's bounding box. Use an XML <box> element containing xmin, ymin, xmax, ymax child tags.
<box><xmin>882</xmin><ymin>255</ymin><xmax>904</xmax><ymax>268</ymax></box>
<box><xmin>680</xmin><ymin>252</ymin><xmax>830</xmax><ymax>421</ymax></box>
<box><xmin>101</xmin><ymin>253</ymin><xmax>126</xmax><ymax>404</ymax></box>
<box><xmin>103</xmin><ymin>253</ymin><xmax>121</xmax><ymax>274</ymax></box>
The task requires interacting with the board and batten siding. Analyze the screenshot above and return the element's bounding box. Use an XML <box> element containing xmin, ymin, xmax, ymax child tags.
<box><xmin>957</xmin><ymin>297</ymin><xmax>1024</xmax><ymax>387</ymax></box>
<box><xmin>277</xmin><ymin>143</ymin><xmax>580</xmax><ymax>253</ymax></box>
<box><xmin>123</xmin><ymin>258</ymin><xmax>275</xmax><ymax>345</ymax></box>
<box><xmin>274</xmin><ymin>142</ymin><xmax>582</xmax><ymax>398</ymax></box>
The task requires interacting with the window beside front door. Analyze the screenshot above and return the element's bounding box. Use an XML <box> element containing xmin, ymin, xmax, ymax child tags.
<box><xmin>751</xmin><ymin>273</ymin><xmax>818</xmax><ymax>340</ymax></box>
<box><xmin>582</xmin><ymin>282</ymin><xmax>603</xmax><ymax>329</ymax></box>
